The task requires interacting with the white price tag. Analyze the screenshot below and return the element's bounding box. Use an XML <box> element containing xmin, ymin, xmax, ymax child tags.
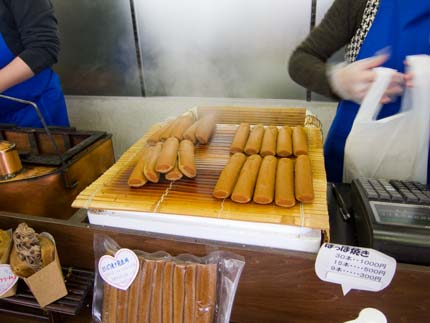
<box><xmin>315</xmin><ymin>243</ymin><xmax>396</xmax><ymax>295</ymax></box>
<box><xmin>99</xmin><ymin>248</ymin><xmax>139</xmax><ymax>290</ymax></box>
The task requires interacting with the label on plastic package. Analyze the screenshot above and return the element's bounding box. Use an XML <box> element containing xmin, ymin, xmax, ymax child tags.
<box><xmin>0</xmin><ymin>264</ymin><xmax>18</xmax><ymax>296</ymax></box>
<box><xmin>99</xmin><ymin>248</ymin><xmax>139</xmax><ymax>290</ymax></box>
<box><xmin>315</xmin><ymin>243</ymin><xmax>396</xmax><ymax>295</ymax></box>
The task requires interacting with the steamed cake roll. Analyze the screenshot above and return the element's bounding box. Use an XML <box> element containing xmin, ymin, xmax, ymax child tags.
<box><xmin>260</xmin><ymin>126</ymin><xmax>278</xmax><ymax>156</ymax></box>
<box><xmin>292</xmin><ymin>126</ymin><xmax>308</xmax><ymax>156</ymax></box>
<box><xmin>195</xmin><ymin>264</ymin><xmax>217</xmax><ymax>323</ymax></box>
<box><xmin>277</xmin><ymin>126</ymin><xmax>293</xmax><ymax>157</ymax></box>
<box><xmin>156</xmin><ymin>137</ymin><xmax>180</xmax><ymax>174</ymax></box>
<box><xmin>147</xmin><ymin>120</ymin><xmax>174</xmax><ymax>145</ymax></box>
<box><xmin>230</xmin><ymin>123</ymin><xmax>250</xmax><ymax>154</ymax></box>
<box><xmin>195</xmin><ymin>114</ymin><xmax>216</xmax><ymax>144</ymax></box>
<box><xmin>173</xmin><ymin>264</ymin><xmax>186</xmax><ymax>323</ymax></box>
<box><xmin>213</xmin><ymin>152</ymin><xmax>247</xmax><ymax>199</ymax></box>
<box><xmin>275</xmin><ymin>158</ymin><xmax>296</xmax><ymax>208</ymax></box>
<box><xmin>178</xmin><ymin>139</ymin><xmax>197</xmax><ymax>178</ymax></box>
<box><xmin>231</xmin><ymin>154</ymin><xmax>262</xmax><ymax>203</ymax></box>
<box><xmin>253</xmin><ymin>155</ymin><xmax>277</xmax><ymax>204</ymax></box>
<box><xmin>171</xmin><ymin>114</ymin><xmax>195</xmax><ymax>140</ymax></box>
<box><xmin>144</xmin><ymin>142</ymin><xmax>163</xmax><ymax>183</ymax></box>
<box><xmin>165</xmin><ymin>161</ymin><xmax>183</xmax><ymax>181</ymax></box>
<box><xmin>162</xmin><ymin>262</ymin><xmax>175</xmax><ymax>323</ymax></box>
<box><xmin>183</xmin><ymin>121</ymin><xmax>199</xmax><ymax>144</ymax></box>
<box><xmin>183</xmin><ymin>264</ymin><xmax>197</xmax><ymax>323</ymax></box>
<box><xmin>244</xmin><ymin>124</ymin><xmax>264</xmax><ymax>155</ymax></box>
<box><xmin>295</xmin><ymin>155</ymin><xmax>314</xmax><ymax>203</ymax></box>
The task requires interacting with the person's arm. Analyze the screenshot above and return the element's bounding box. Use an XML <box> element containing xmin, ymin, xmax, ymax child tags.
<box><xmin>0</xmin><ymin>57</ymin><xmax>34</xmax><ymax>92</ymax></box>
<box><xmin>0</xmin><ymin>0</ymin><xmax>60</xmax><ymax>92</ymax></box>
<box><xmin>288</xmin><ymin>0</ymin><xmax>367</xmax><ymax>99</ymax></box>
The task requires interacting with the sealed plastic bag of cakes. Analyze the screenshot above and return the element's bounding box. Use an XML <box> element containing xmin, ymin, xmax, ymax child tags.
<box><xmin>9</xmin><ymin>223</ymin><xmax>67</xmax><ymax>307</ymax></box>
<box><xmin>92</xmin><ymin>234</ymin><xmax>245</xmax><ymax>323</ymax></box>
<box><xmin>0</xmin><ymin>228</ymin><xmax>18</xmax><ymax>298</ymax></box>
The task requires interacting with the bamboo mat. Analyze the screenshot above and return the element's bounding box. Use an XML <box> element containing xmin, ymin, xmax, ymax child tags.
<box><xmin>73</xmin><ymin>107</ymin><xmax>329</xmax><ymax>234</ymax></box>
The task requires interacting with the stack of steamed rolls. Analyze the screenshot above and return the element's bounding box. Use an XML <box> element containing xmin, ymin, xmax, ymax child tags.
<box><xmin>128</xmin><ymin>113</ymin><xmax>216</xmax><ymax>187</ymax></box>
<box><xmin>102</xmin><ymin>255</ymin><xmax>217</xmax><ymax>323</ymax></box>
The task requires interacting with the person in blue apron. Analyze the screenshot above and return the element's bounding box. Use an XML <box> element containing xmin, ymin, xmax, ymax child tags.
<box><xmin>289</xmin><ymin>0</ymin><xmax>430</xmax><ymax>183</ymax></box>
<box><xmin>0</xmin><ymin>0</ymin><xmax>69</xmax><ymax>128</ymax></box>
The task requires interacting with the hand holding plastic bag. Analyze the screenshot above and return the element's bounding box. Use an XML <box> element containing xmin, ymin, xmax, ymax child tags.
<box><xmin>329</xmin><ymin>55</ymin><xmax>404</xmax><ymax>104</ymax></box>
<box><xmin>343</xmin><ymin>55</ymin><xmax>430</xmax><ymax>183</ymax></box>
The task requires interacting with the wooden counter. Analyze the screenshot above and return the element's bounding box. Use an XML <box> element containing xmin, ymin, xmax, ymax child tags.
<box><xmin>0</xmin><ymin>211</ymin><xmax>429</xmax><ymax>323</ymax></box>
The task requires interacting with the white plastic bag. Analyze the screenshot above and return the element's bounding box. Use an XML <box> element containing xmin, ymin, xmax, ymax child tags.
<box><xmin>343</xmin><ymin>55</ymin><xmax>430</xmax><ymax>183</ymax></box>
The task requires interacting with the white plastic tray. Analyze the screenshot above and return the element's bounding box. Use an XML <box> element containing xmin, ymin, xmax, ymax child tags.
<box><xmin>88</xmin><ymin>209</ymin><xmax>322</xmax><ymax>252</ymax></box>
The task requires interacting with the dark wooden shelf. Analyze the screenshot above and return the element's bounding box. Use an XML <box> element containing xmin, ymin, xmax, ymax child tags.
<box><xmin>0</xmin><ymin>267</ymin><xmax>94</xmax><ymax>322</ymax></box>
<box><xmin>0</xmin><ymin>210</ymin><xmax>429</xmax><ymax>322</ymax></box>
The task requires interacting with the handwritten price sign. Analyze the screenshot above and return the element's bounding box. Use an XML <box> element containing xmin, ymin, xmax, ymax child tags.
<box><xmin>315</xmin><ymin>243</ymin><xmax>396</xmax><ymax>295</ymax></box>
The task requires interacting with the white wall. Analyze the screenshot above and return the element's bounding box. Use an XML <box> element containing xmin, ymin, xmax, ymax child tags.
<box><xmin>66</xmin><ymin>96</ymin><xmax>336</xmax><ymax>158</ymax></box>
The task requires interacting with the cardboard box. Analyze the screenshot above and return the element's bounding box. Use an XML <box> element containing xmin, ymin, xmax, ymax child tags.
<box><xmin>23</xmin><ymin>234</ymin><xmax>68</xmax><ymax>307</ymax></box>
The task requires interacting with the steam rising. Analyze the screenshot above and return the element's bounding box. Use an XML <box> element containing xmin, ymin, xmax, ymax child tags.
<box><xmin>135</xmin><ymin>0</ymin><xmax>312</xmax><ymax>99</ymax></box>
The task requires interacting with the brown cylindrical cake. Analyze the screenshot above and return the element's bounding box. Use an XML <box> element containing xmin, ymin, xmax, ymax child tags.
<box><xmin>195</xmin><ymin>114</ymin><xmax>217</xmax><ymax>144</ymax></box>
<box><xmin>292</xmin><ymin>126</ymin><xmax>308</xmax><ymax>156</ymax></box>
<box><xmin>178</xmin><ymin>139</ymin><xmax>196</xmax><ymax>178</ymax></box>
<box><xmin>147</xmin><ymin>120</ymin><xmax>174</xmax><ymax>145</ymax></box>
<box><xmin>149</xmin><ymin>260</ymin><xmax>167</xmax><ymax>323</ymax></box>
<box><xmin>253</xmin><ymin>155</ymin><xmax>277</xmax><ymax>204</ymax></box>
<box><xmin>127</xmin><ymin>257</ymin><xmax>145</xmax><ymax>323</ymax></box>
<box><xmin>231</xmin><ymin>154</ymin><xmax>262</xmax><ymax>203</ymax></box>
<box><xmin>277</xmin><ymin>126</ymin><xmax>293</xmax><ymax>157</ymax></box>
<box><xmin>156</xmin><ymin>137</ymin><xmax>179</xmax><ymax>174</ymax></box>
<box><xmin>128</xmin><ymin>151</ymin><xmax>148</xmax><ymax>187</ymax></box>
<box><xmin>173</xmin><ymin>264</ymin><xmax>186</xmax><ymax>323</ymax></box>
<box><xmin>230</xmin><ymin>123</ymin><xmax>250</xmax><ymax>154</ymax></box>
<box><xmin>116</xmin><ymin>289</ymin><xmax>129</xmax><ymax>323</ymax></box>
<box><xmin>103</xmin><ymin>284</ymin><xmax>118</xmax><ymax>323</ymax></box>
<box><xmin>295</xmin><ymin>154</ymin><xmax>314</xmax><ymax>203</ymax></box>
<box><xmin>162</xmin><ymin>261</ymin><xmax>175</xmax><ymax>323</ymax></box>
<box><xmin>102</xmin><ymin>284</ymin><xmax>113</xmax><ymax>323</ymax></box>
<box><xmin>165</xmin><ymin>161</ymin><xmax>183</xmax><ymax>181</ymax></box>
<box><xmin>213</xmin><ymin>152</ymin><xmax>247</xmax><ymax>199</ymax></box>
<box><xmin>137</xmin><ymin>259</ymin><xmax>155</xmax><ymax>323</ymax></box>
<box><xmin>275</xmin><ymin>158</ymin><xmax>296</xmax><ymax>208</ymax></box>
<box><xmin>183</xmin><ymin>121</ymin><xmax>199</xmax><ymax>144</ymax></box>
<box><xmin>144</xmin><ymin>142</ymin><xmax>163</xmax><ymax>183</ymax></box>
<box><xmin>171</xmin><ymin>114</ymin><xmax>195</xmax><ymax>140</ymax></box>
<box><xmin>160</xmin><ymin>118</ymin><xmax>180</xmax><ymax>141</ymax></box>
<box><xmin>244</xmin><ymin>124</ymin><xmax>264</xmax><ymax>155</ymax></box>
<box><xmin>260</xmin><ymin>126</ymin><xmax>278</xmax><ymax>156</ymax></box>
<box><xmin>195</xmin><ymin>264</ymin><xmax>217</xmax><ymax>323</ymax></box>
<box><xmin>183</xmin><ymin>264</ymin><xmax>197</xmax><ymax>323</ymax></box>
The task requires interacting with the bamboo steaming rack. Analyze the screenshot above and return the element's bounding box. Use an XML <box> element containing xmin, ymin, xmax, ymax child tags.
<box><xmin>73</xmin><ymin>106</ymin><xmax>329</xmax><ymax>238</ymax></box>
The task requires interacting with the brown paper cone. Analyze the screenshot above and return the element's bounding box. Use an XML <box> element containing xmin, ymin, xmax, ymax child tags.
<box><xmin>23</xmin><ymin>248</ymin><xmax>67</xmax><ymax>307</ymax></box>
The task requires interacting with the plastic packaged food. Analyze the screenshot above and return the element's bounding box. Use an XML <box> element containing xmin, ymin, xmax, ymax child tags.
<box><xmin>93</xmin><ymin>234</ymin><xmax>245</xmax><ymax>323</ymax></box>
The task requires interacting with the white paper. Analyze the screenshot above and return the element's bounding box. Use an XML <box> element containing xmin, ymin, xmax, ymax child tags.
<box><xmin>98</xmin><ymin>248</ymin><xmax>139</xmax><ymax>291</ymax></box>
<box><xmin>315</xmin><ymin>243</ymin><xmax>396</xmax><ymax>295</ymax></box>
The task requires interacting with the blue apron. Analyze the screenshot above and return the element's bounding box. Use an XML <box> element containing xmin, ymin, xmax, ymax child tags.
<box><xmin>324</xmin><ymin>0</ymin><xmax>430</xmax><ymax>183</ymax></box>
<box><xmin>0</xmin><ymin>33</ymin><xmax>69</xmax><ymax>128</ymax></box>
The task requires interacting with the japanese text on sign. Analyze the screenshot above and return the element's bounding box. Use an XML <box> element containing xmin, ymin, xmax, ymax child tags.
<box><xmin>315</xmin><ymin>243</ymin><xmax>396</xmax><ymax>295</ymax></box>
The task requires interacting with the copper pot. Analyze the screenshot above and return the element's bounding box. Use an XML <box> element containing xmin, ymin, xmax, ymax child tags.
<box><xmin>0</xmin><ymin>140</ymin><xmax>22</xmax><ymax>179</ymax></box>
